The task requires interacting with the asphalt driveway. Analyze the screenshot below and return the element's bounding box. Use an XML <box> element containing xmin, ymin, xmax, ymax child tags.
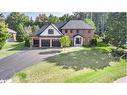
<box><xmin>0</xmin><ymin>48</ymin><xmax>61</xmax><ymax>80</ymax></box>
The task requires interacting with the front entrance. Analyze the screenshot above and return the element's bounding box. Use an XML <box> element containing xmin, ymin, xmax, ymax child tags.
<box><xmin>76</xmin><ymin>38</ymin><xmax>81</xmax><ymax>44</ymax></box>
<box><xmin>74</xmin><ymin>35</ymin><xmax>83</xmax><ymax>46</ymax></box>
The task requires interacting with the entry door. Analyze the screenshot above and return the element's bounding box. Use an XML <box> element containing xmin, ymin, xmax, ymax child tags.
<box><xmin>76</xmin><ymin>38</ymin><xmax>81</xmax><ymax>44</ymax></box>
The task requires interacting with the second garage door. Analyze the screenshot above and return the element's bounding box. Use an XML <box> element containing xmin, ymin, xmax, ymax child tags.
<box><xmin>41</xmin><ymin>39</ymin><xmax>50</xmax><ymax>47</ymax></box>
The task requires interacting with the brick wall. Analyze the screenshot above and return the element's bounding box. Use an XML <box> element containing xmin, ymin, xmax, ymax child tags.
<box><xmin>62</xmin><ymin>29</ymin><xmax>94</xmax><ymax>45</ymax></box>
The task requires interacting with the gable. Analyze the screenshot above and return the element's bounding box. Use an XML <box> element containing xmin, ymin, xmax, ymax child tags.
<box><xmin>40</xmin><ymin>24</ymin><xmax>63</xmax><ymax>36</ymax></box>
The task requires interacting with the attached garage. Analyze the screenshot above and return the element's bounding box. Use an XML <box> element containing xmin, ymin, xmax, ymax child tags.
<box><xmin>52</xmin><ymin>39</ymin><xmax>61</xmax><ymax>47</ymax></box>
<box><xmin>41</xmin><ymin>39</ymin><xmax>50</xmax><ymax>47</ymax></box>
<box><xmin>33</xmin><ymin>39</ymin><xmax>39</xmax><ymax>47</ymax></box>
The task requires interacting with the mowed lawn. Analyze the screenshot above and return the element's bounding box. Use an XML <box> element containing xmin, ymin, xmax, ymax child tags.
<box><xmin>0</xmin><ymin>42</ymin><xmax>25</xmax><ymax>58</ymax></box>
<box><xmin>12</xmin><ymin>47</ymin><xmax>127</xmax><ymax>83</ymax></box>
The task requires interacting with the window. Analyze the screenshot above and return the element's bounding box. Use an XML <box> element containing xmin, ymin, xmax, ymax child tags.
<box><xmin>76</xmin><ymin>30</ymin><xmax>79</xmax><ymax>33</ymax></box>
<box><xmin>88</xmin><ymin>30</ymin><xmax>91</xmax><ymax>33</ymax></box>
<box><xmin>48</xmin><ymin>29</ymin><xmax>54</xmax><ymax>34</ymax></box>
<box><xmin>70</xmin><ymin>30</ymin><xmax>73</xmax><ymax>33</ymax></box>
<box><xmin>65</xmin><ymin>30</ymin><xmax>68</xmax><ymax>33</ymax></box>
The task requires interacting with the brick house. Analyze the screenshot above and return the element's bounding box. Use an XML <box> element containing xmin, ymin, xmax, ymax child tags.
<box><xmin>32</xmin><ymin>20</ymin><xmax>94</xmax><ymax>47</ymax></box>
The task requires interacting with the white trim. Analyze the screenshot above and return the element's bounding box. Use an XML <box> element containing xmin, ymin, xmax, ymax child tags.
<box><xmin>74</xmin><ymin>35</ymin><xmax>83</xmax><ymax>46</ymax></box>
<box><xmin>40</xmin><ymin>24</ymin><xmax>62</xmax><ymax>36</ymax></box>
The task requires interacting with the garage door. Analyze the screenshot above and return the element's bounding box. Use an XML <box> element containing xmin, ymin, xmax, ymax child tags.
<box><xmin>41</xmin><ymin>39</ymin><xmax>50</xmax><ymax>47</ymax></box>
<box><xmin>52</xmin><ymin>39</ymin><xmax>61</xmax><ymax>47</ymax></box>
<box><xmin>33</xmin><ymin>39</ymin><xmax>39</xmax><ymax>47</ymax></box>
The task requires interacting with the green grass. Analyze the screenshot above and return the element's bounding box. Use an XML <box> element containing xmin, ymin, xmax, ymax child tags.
<box><xmin>65</xmin><ymin>59</ymin><xmax>127</xmax><ymax>83</ymax></box>
<box><xmin>0</xmin><ymin>42</ymin><xmax>25</xmax><ymax>58</ymax></box>
<box><xmin>11</xmin><ymin>46</ymin><xmax>127</xmax><ymax>83</ymax></box>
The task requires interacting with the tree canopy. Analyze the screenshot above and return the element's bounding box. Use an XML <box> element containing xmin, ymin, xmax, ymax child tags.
<box><xmin>0</xmin><ymin>21</ymin><xmax>9</xmax><ymax>49</ymax></box>
<box><xmin>105</xmin><ymin>12</ymin><xmax>126</xmax><ymax>46</ymax></box>
<box><xmin>6</xmin><ymin>12</ymin><xmax>29</xmax><ymax>31</ymax></box>
<box><xmin>84</xmin><ymin>18</ymin><xmax>96</xmax><ymax>30</ymax></box>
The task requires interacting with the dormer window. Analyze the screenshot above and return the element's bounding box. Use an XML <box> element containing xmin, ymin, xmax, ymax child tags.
<box><xmin>48</xmin><ymin>29</ymin><xmax>54</xmax><ymax>34</ymax></box>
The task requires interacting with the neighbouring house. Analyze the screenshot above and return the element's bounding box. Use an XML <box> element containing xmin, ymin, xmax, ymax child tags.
<box><xmin>32</xmin><ymin>20</ymin><xmax>94</xmax><ymax>47</ymax></box>
<box><xmin>8</xmin><ymin>28</ymin><xmax>17</xmax><ymax>42</ymax></box>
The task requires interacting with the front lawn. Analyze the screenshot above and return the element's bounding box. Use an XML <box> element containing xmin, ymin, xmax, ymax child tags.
<box><xmin>0</xmin><ymin>42</ymin><xmax>25</xmax><ymax>58</ymax></box>
<box><xmin>65</xmin><ymin>59</ymin><xmax>127</xmax><ymax>83</ymax></box>
<box><xmin>11</xmin><ymin>46</ymin><xmax>127</xmax><ymax>83</ymax></box>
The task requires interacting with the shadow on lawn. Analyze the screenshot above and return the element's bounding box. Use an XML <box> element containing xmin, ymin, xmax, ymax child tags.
<box><xmin>47</xmin><ymin>48</ymin><xmax>114</xmax><ymax>71</ymax></box>
<box><xmin>8</xmin><ymin>42</ymin><xmax>25</xmax><ymax>51</ymax></box>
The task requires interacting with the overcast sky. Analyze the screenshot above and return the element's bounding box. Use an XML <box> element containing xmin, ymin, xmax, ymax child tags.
<box><xmin>1</xmin><ymin>12</ymin><xmax>72</xmax><ymax>20</ymax></box>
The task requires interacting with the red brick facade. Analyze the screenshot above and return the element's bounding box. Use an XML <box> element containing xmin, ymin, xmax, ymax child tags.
<box><xmin>62</xmin><ymin>29</ymin><xmax>94</xmax><ymax>45</ymax></box>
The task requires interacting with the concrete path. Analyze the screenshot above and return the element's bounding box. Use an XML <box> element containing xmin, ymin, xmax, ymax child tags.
<box><xmin>113</xmin><ymin>76</ymin><xmax>127</xmax><ymax>83</ymax></box>
<box><xmin>0</xmin><ymin>48</ymin><xmax>61</xmax><ymax>80</ymax></box>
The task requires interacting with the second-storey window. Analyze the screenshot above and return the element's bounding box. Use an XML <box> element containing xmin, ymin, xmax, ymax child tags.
<box><xmin>65</xmin><ymin>30</ymin><xmax>68</xmax><ymax>33</ymax></box>
<box><xmin>76</xmin><ymin>30</ymin><xmax>79</xmax><ymax>33</ymax></box>
<box><xmin>48</xmin><ymin>29</ymin><xmax>54</xmax><ymax>34</ymax></box>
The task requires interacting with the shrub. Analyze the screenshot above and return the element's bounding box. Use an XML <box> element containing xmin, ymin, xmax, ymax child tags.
<box><xmin>17</xmin><ymin>72</ymin><xmax>27</xmax><ymax>82</ymax></box>
<box><xmin>24</xmin><ymin>36</ymin><xmax>31</xmax><ymax>47</ymax></box>
<box><xmin>60</xmin><ymin>35</ymin><xmax>71</xmax><ymax>47</ymax></box>
<box><xmin>102</xmin><ymin>37</ymin><xmax>110</xmax><ymax>44</ymax></box>
<box><xmin>119</xmin><ymin>44</ymin><xmax>127</xmax><ymax>49</ymax></box>
<box><xmin>90</xmin><ymin>38</ymin><xmax>97</xmax><ymax>46</ymax></box>
<box><xmin>111</xmin><ymin>48</ymin><xmax>125</xmax><ymax>57</ymax></box>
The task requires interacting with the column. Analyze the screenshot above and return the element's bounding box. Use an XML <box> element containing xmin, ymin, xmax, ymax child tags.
<box><xmin>39</xmin><ymin>38</ymin><xmax>41</xmax><ymax>48</ymax></box>
<box><xmin>50</xmin><ymin>39</ymin><xmax>52</xmax><ymax>47</ymax></box>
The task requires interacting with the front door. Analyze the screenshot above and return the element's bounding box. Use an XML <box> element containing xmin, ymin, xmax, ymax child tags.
<box><xmin>76</xmin><ymin>38</ymin><xmax>81</xmax><ymax>44</ymax></box>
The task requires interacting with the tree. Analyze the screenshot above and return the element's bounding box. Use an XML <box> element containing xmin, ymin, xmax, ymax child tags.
<box><xmin>35</xmin><ymin>14</ymin><xmax>48</xmax><ymax>27</ymax></box>
<box><xmin>0</xmin><ymin>21</ymin><xmax>9</xmax><ymax>49</ymax></box>
<box><xmin>106</xmin><ymin>12</ymin><xmax>126</xmax><ymax>46</ymax></box>
<box><xmin>84</xmin><ymin>18</ymin><xmax>96</xmax><ymax>30</ymax></box>
<box><xmin>0</xmin><ymin>13</ymin><xmax>5</xmax><ymax>21</ymax></box>
<box><xmin>60</xmin><ymin>35</ymin><xmax>71</xmax><ymax>47</ymax></box>
<box><xmin>24</xmin><ymin>33</ymin><xmax>31</xmax><ymax>47</ymax></box>
<box><xmin>31</xmin><ymin>25</ymin><xmax>40</xmax><ymax>32</ymax></box>
<box><xmin>16</xmin><ymin>24</ymin><xmax>26</xmax><ymax>42</ymax></box>
<box><xmin>6</xmin><ymin>12</ymin><xmax>29</xmax><ymax>31</ymax></box>
<box><xmin>59</xmin><ymin>14</ymin><xmax>73</xmax><ymax>22</ymax></box>
<box><xmin>48</xmin><ymin>14</ymin><xmax>60</xmax><ymax>23</ymax></box>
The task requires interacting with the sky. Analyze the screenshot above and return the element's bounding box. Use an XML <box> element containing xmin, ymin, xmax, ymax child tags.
<box><xmin>1</xmin><ymin>12</ymin><xmax>72</xmax><ymax>20</ymax></box>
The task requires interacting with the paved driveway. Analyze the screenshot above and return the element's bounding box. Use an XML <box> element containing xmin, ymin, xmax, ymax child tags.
<box><xmin>0</xmin><ymin>48</ymin><xmax>61</xmax><ymax>80</ymax></box>
<box><xmin>113</xmin><ymin>76</ymin><xmax>127</xmax><ymax>83</ymax></box>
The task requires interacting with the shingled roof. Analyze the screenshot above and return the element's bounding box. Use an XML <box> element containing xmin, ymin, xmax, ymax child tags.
<box><xmin>61</xmin><ymin>20</ymin><xmax>93</xmax><ymax>29</ymax></box>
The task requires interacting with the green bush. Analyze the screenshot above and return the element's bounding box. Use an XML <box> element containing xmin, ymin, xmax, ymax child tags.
<box><xmin>102</xmin><ymin>37</ymin><xmax>110</xmax><ymax>44</ymax></box>
<box><xmin>111</xmin><ymin>48</ymin><xmax>124</xmax><ymax>57</ymax></box>
<box><xmin>90</xmin><ymin>38</ymin><xmax>97</xmax><ymax>46</ymax></box>
<box><xmin>25</xmin><ymin>36</ymin><xmax>31</xmax><ymax>47</ymax></box>
<box><xmin>60</xmin><ymin>35</ymin><xmax>71</xmax><ymax>47</ymax></box>
<box><xmin>119</xmin><ymin>45</ymin><xmax>127</xmax><ymax>49</ymax></box>
<box><xmin>17</xmin><ymin>72</ymin><xmax>27</xmax><ymax>82</ymax></box>
<box><xmin>24</xmin><ymin>34</ymin><xmax>31</xmax><ymax>47</ymax></box>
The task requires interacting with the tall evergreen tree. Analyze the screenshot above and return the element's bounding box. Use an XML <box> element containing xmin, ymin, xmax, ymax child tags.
<box><xmin>106</xmin><ymin>12</ymin><xmax>126</xmax><ymax>46</ymax></box>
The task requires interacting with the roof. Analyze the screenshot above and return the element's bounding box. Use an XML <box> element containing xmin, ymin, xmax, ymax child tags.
<box><xmin>54</xmin><ymin>22</ymin><xmax>67</xmax><ymax>30</ymax></box>
<box><xmin>61</xmin><ymin>20</ymin><xmax>93</xmax><ymax>29</ymax></box>
<box><xmin>32</xmin><ymin>24</ymin><xmax>49</xmax><ymax>36</ymax></box>
<box><xmin>32</xmin><ymin>22</ymin><xmax>66</xmax><ymax>36</ymax></box>
<box><xmin>8</xmin><ymin>28</ymin><xmax>17</xmax><ymax>34</ymax></box>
